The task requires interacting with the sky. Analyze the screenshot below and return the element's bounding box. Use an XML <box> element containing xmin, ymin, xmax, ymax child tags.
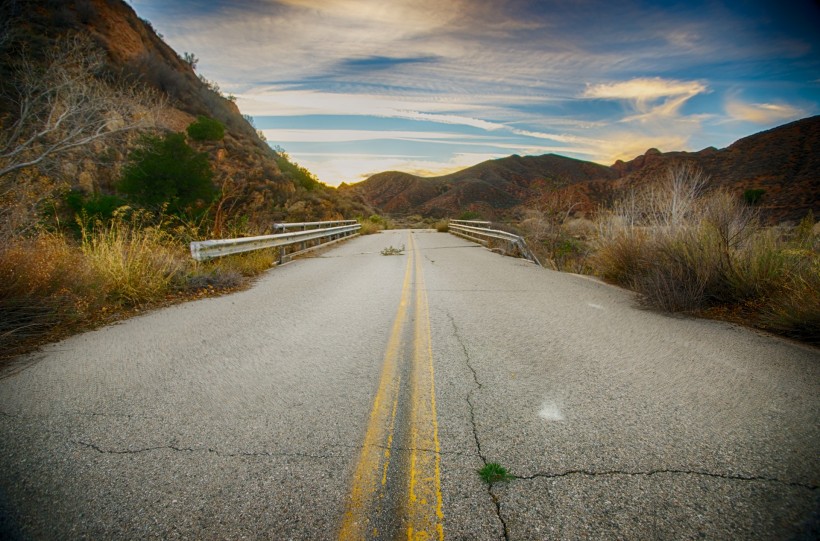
<box><xmin>129</xmin><ymin>0</ymin><xmax>820</xmax><ymax>186</ymax></box>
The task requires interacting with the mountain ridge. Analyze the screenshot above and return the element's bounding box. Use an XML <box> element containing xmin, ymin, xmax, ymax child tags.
<box><xmin>347</xmin><ymin>115</ymin><xmax>819</xmax><ymax>222</ymax></box>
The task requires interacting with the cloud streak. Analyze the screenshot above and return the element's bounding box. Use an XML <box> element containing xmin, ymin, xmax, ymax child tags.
<box><xmin>725</xmin><ymin>99</ymin><xmax>807</xmax><ymax>124</ymax></box>
<box><xmin>131</xmin><ymin>0</ymin><xmax>820</xmax><ymax>184</ymax></box>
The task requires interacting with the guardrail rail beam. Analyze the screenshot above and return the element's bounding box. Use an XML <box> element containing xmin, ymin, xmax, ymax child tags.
<box><xmin>190</xmin><ymin>221</ymin><xmax>361</xmax><ymax>262</ymax></box>
<box><xmin>449</xmin><ymin>220</ymin><xmax>541</xmax><ymax>266</ymax></box>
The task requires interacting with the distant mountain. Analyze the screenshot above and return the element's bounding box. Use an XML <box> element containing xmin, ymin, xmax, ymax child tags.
<box><xmin>609</xmin><ymin>116</ymin><xmax>820</xmax><ymax>222</ymax></box>
<box><xmin>348</xmin><ymin>116</ymin><xmax>820</xmax><ymax>223</ymax></box>
<box><xmin>347</xmin><ymin>154</ymin><xmax>617</xmax><ymax>218</ymax></box>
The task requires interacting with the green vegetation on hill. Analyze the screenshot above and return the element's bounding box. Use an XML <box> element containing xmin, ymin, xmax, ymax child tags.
<box><xmin>186</xmin><ymin>115</ymin><xmax>225</xmax><ymax>141</ymax></box>
<box><xmin>274</xmin><ymin>148</ymin><xmax>322</xmax><ymax>192</ymax></box>
<box><xmin>119</xmin><ymin>132</ymin><xmax>216</xmax><ymax>216</ymax></box>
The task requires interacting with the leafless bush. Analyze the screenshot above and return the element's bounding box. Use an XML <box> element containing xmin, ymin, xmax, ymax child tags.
<box><xmin>593</xmin><ymin>163</ymin><xmax>777</xmax><ymax>312</ymax></box>
<box><xmin>0</xmin><ymin>33</ymin><xmax>163</xmax><ymax>232</ymax></box>
<box><xmin>520</xmin><ymin>188</ymin><xmax>584</xmax><ymax>270</ymax></box>
<box><xmin>0</xmin><ymin>34</ymin><xmax>162</xmax><ymax>180</ymax></box>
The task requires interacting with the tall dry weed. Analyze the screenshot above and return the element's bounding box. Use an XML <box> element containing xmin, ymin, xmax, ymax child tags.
<box><xmin>80</xmin><ymin>208</ymin><xmax>186</xmax><ymax>306</ymax></box>
<box><xmin>591</xmin><ymin>162</ymin><xmax>819</xmax><ymax>339</ymax></box>
<box><xmin>0</xmin><ymin>233</ymin><xmax>94</xmax><ymax>355</ymax></box>
<box><xmin>762</xmin><ymin>260</ymin><xmax>820</xmax><ymax>342</ymax></box>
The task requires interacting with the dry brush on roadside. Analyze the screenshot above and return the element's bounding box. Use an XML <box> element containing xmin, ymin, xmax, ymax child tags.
<box><xmin>590</xmin><ymin>164</ymin><xmax>819</xmax><ymax>342</ymax></box>
<box><xmin>0</xmin><ymin>209</ymin><xmax>278</xmax><ymax>360</ymax></box>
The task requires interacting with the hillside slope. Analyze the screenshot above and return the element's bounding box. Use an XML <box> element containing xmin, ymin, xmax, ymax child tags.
<box><xmin>1</xmin><ymin>0</ymin><xmax>367</xmax><ymax>228</ymax></box>
<box><xmin>610</xmin><ymin>115</ymin><xmax>820</xmax><ymax>222</ymax></box>
<box><xmin>350</xmin><ymin>116</ymin><xmax>819</xmax><ymax>222</ymax></box>
<box><xmin>347</xmin><ymin>154</ymin><xmax>617</xmax><ymax>218</ymax></box>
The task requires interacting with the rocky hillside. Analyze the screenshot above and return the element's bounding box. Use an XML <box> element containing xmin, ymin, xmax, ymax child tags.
<box><xmin>608</xmin><ymin>116</ymin><xmax>820</xmax><ymax>222</ymax></box>
<box><xmin>345</xmin><ymin>154</ymin><xmax>617</xmax><ymax>219</ymax></box>
<box><xmin>0</xmin><ymin>0</ymin><xmax>370</xmax><ymax>229</ymax></box>
<box><xmin>349</xmin><ymin>116</ymin><xmax>820</xmax><ymax>223</ymax></box>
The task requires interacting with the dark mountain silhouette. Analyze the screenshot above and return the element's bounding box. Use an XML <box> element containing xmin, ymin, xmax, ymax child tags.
<box><xmin>347</xmin><ymin>154</ymin><xmax>617</xmax><ymax>218</ymax></box>
<box><xmin>349</xmin><ymin>116</ymin><xmax>820</xmax><ymax>223</ymax></box>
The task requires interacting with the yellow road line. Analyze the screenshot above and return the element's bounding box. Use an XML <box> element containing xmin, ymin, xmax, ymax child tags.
<box><xmin>340</xmin><ymin>232</ymin><xmax>444</xmax><ymax>540</ymax></box>
<box><xmin>339</xmin><ymin>236</ymin><xmax>413</xmax><ymax>540</ymax></box>
<box><xmin>406</xmin><ymin>233</ymin><xmax>445</xmax><ymax>540</ymax></box>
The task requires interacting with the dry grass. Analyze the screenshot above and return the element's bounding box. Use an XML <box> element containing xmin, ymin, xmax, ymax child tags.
<box><xmin>80</xmin><ymin>210</ymin><xmax>186</xmax><ymax>306</ymax></box>
<box><xmin>590</xmin><ymin>164</ymin><xmax>819</xmax><ymax>341</ymax></box>
<box><xmin>358</xmin><ymin>220</ymin><xmax>384</xmax><ymax>235</ymax></box>
<box><xmin>0</xmin><ymin>209</ymin><xmax>282</xmax><ymax>359</ymax></box>
<box><xmin>762</xmin><ymin>264</ymin><xmax>820</xmax><ymax>342</ymax></box>
<box><xmin>0</xmin><ymin>234</ymin><xmax>93</xmax><ymax>356</ymax></box>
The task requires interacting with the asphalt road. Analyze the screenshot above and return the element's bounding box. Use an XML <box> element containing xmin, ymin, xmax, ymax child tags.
<box><xmin>1</xmin><ymin>230</ymin><xmax>818</xmax><ymax>540</ymax></box>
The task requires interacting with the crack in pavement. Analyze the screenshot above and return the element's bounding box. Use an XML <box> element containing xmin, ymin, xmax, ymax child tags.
<box><xmin>447</xmin><ymin>311</ymin><xmax>510</xmax><ymax>541</ymax></box>
<box><xmin>515</xmin><ymin>468</ymin><xmax>819</xmax><ymax>491</ymax></box>
<box><xmin>71</xmin><ymin>439</ymin><xmax>469</xmax><ymax>460</ymax></box>
<box><xmin>72</xmin><ymin>440</ymin><xmax>343</xmax><ymax>460</ymax></box>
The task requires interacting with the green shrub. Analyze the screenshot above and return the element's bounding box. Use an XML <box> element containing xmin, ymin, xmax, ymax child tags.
<box><xmin>186</xmin><ymin>115</ymin><xmax>225</xmax><ymax>141</ymax></box>
<box><xmin>458</xmin><ymin>210</ymin><xmax>481</xmax><ymax>220</ymax></box>
<box><xmin>743</xmin><ymin>188</ymin><xmax>765</xmax><ymax>206</ymax></box>
<box><xmin>118</xmin><ymin>133</ymin><xmax>216</xmax><ymax>216</ymax></box>
<box><xmin>274</xmin><ymin>151</ymin><xmax>321</xmax><ymax>191</ymax></box>
<box><xmin>65</xmin><ymin>190</ymin><xmax>126</xmax><ymax>224</ymax></box>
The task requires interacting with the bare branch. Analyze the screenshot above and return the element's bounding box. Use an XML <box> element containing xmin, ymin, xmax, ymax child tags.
<box><xmin>0</xmin><ymin>34</ymin><xmax>164</xmax><ymax>181</ymax></box>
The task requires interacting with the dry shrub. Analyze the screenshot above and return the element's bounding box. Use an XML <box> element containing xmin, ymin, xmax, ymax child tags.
<box><xmin>592</xmin><ymin>229</ymin><xmax>649</xmax><ymax>286</ymax></box>
<box><xmin>632</xmin><ymin>227</ymin><xmax>722</xmax><ymax>311</ymax></box>
<box><xmin>0</xmin><ymin>234</ymin><xmax>95</xmax><ymax>356</ymax></box>
<box><xmin>80</xmin><ymin>210</ymin><xmax>186</xmax><ymax>306</ymax></box>
<box><xmin>206</xmin><ymin>248</ymin><xmax>277</xmax><ymax>278</ymax></box>
<box><xmin>592</xmin><ymin>163</ymin><xmax>819</xmax><ymax>339</ymax></box>
<box><xmin>435</xmin><ymin>219</ymin><xmax>449</xmax><ymax>232</ymax></box>
<box><xmin>723</xmin><ymin>229</ymin><xmax>787</xmax><ymax>301</ymax></box>
<box><xmin>762</xmin><ymin>262</ymin><xmax>820</xmax><ymax>343</ymax></box>
<box><xmin>358</xmin><ymin>220</ymin><xmax>384</xmax><ymax>235</ymax></box>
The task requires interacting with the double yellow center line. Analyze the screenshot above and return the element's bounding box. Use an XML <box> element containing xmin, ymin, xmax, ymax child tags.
<box><xmin>339</xmin><ymin>233</ymin><xmax>444</xmax><ymax>540</ymax></box>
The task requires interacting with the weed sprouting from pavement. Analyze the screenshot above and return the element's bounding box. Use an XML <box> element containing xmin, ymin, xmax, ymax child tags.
<box><xmin>479</xmin><ymin>463</ymin><xmax>514</xmax><ymax>484</ymax></box>
<box><xmin>380</xmin><ymin>245</ymin><xmax>405</xmax><ymax>256</ymax></box>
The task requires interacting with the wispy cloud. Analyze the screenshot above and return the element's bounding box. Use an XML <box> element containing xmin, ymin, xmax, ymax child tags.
<box><xmin>725</xmin><ymin>99</ymin><xmax>807</xmax><ymax>124</ymax></box>
<box><xmin>583</xmin><ymin>77</ymin><xmax>707</xmax><ymax>122</ymax></box>
<box><xmin>131</xmin><ymin>0</ymin><xmax>820</xmax><ymax>184</ymax></box>
<box><xmin>260</xmin><ymin>129</ymin><xmax>494</xmax><ymax>143</ymax></box>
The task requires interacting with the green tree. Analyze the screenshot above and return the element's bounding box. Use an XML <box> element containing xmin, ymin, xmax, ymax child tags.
<box><xmin>118</xmin><ymin>133</ymin><xmax>215</xmax><ymax>215</ymax></box>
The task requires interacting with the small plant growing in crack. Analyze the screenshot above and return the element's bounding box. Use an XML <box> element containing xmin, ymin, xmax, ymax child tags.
<box><xmin>479</xmin><ymin>462</ymin><xmax>514</xmax><ymax>483</ymax></box>
<box><xmin>380</xmin><ymin>244</ymin><xmax>405</xmax><ymax>256</ymax></box>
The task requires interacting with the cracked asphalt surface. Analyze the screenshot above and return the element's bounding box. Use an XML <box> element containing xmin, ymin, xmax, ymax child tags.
<box><xmin>1</xmin><ymin>230</ymin><xmax>818</xmax><ymax>540</ymax></box>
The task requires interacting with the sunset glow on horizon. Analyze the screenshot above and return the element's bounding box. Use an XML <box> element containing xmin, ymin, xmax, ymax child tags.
<box><xmin>130</xmin><ymin>0</ymin><xmax>820</xmax><ymax>185</ymax></box>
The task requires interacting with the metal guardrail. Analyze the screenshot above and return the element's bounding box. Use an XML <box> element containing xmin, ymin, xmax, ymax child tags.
<box><xmin>449</xmin><ymin>220</ymin><xmax>542</xmax><ymax>267</ymax></box>
<box><xmin>190</xmin><ymin>221</ymin><xmax>361</xmax><ymax>262</ymax></box>
<box><xmin>273</xmin><ymin>220</ymin><xmax>357</xmax><ymax>232</ymax></box>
